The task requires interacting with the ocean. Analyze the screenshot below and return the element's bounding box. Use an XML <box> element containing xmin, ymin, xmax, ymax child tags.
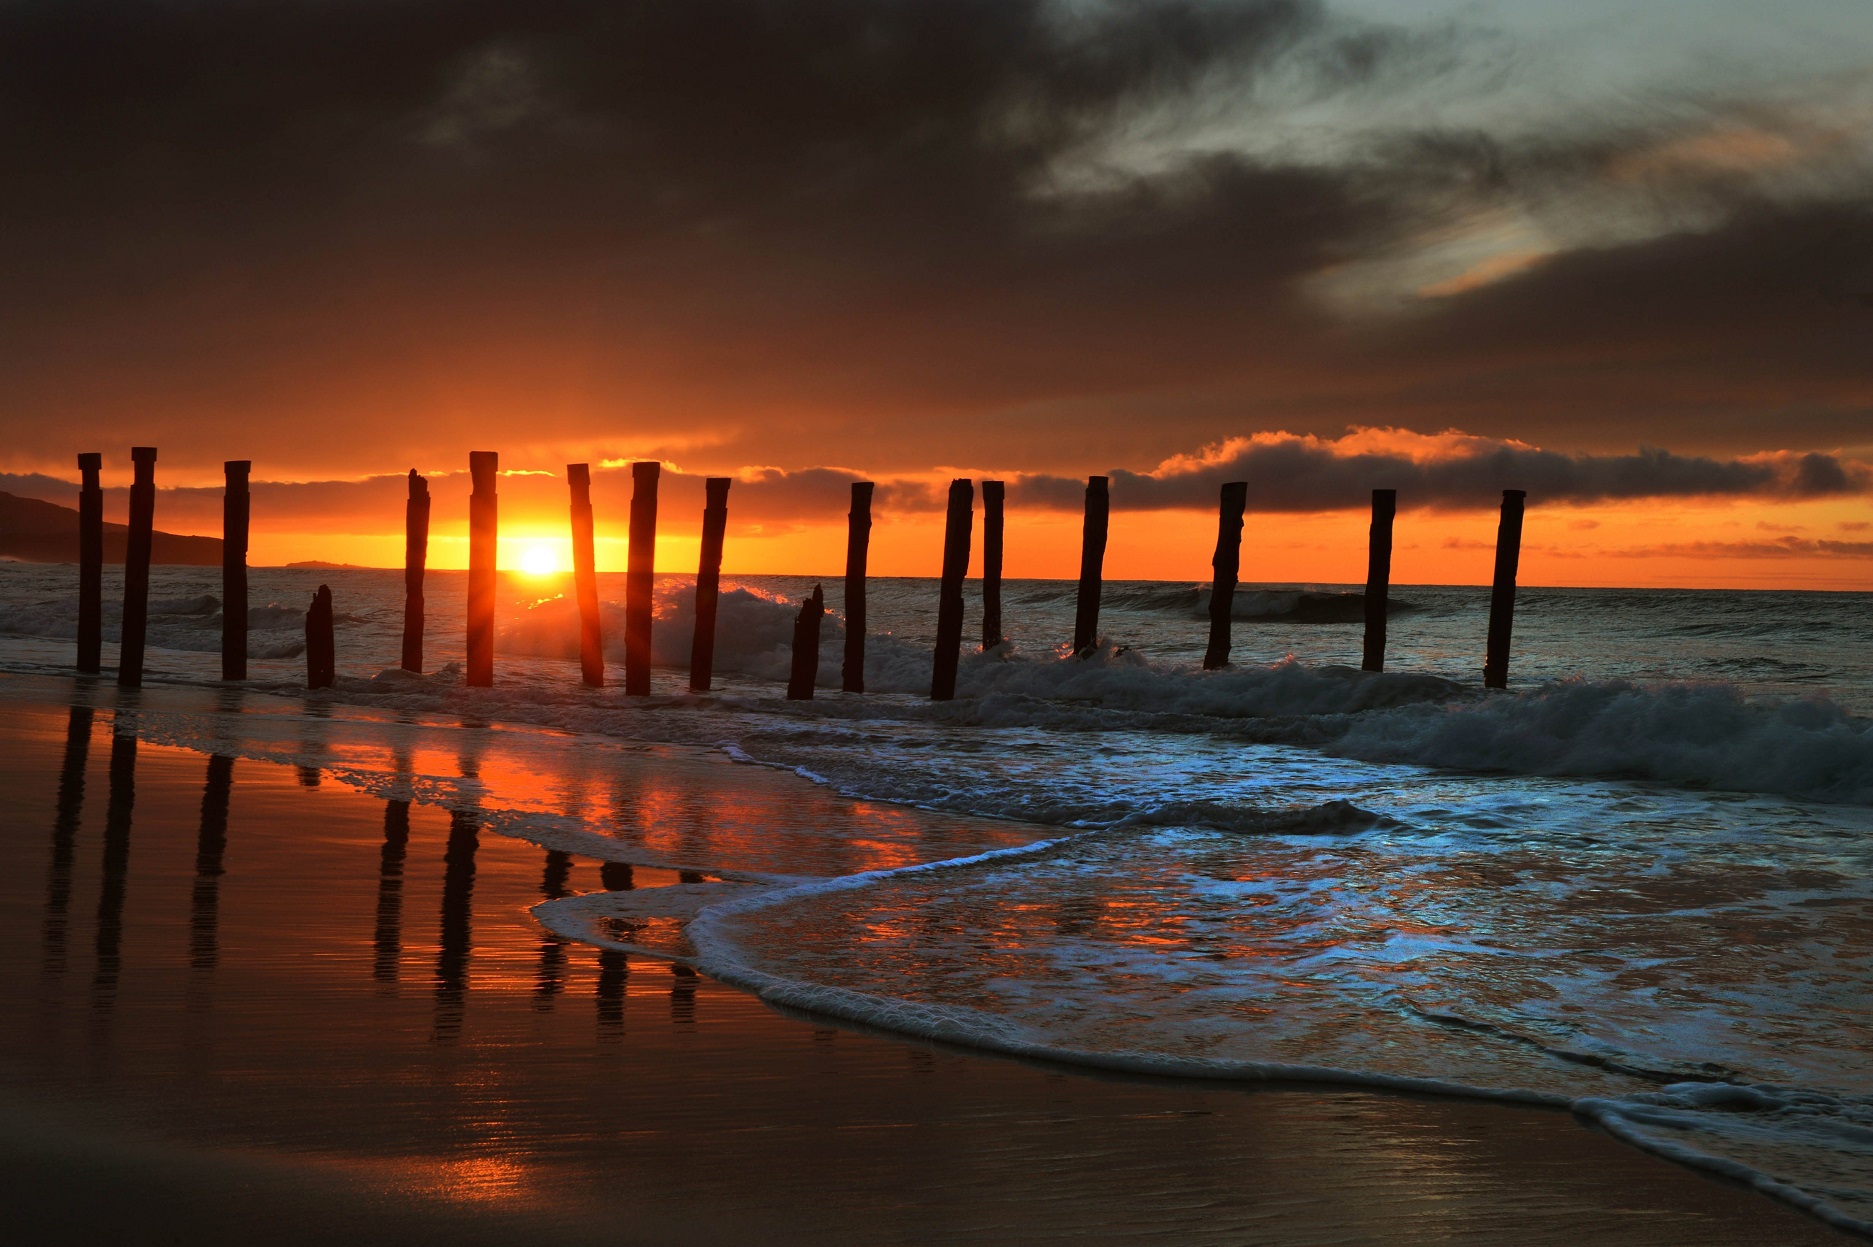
<box><xmin>3</xmin><ymin>561</ymin><xmax>1872</xmax><ymax>1231</ymax></box>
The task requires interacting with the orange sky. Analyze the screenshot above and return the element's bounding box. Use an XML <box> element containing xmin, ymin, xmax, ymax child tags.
<box><xmin>13</xmin><ymin>424</ymin><xmax>1867</xmax><ymax>589</ymax></box>
<box><xmin>252</xmin><ymin>488</ymin><xmax>1873</xmax><ymax>591</ymax></box>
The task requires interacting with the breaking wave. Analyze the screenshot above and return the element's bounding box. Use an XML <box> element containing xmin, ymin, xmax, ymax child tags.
<box><xmin>0</xmin><ymin>591</ymin><xmax>308</xmax><ymax>657</ymax></box>
<box><xmin>1330</xmin><ymin>677</ymin><xmax>1873</xmax><ymax>805</ymax></box>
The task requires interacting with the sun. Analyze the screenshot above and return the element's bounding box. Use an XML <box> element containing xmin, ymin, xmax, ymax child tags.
<box><xmin>516</xmin><ymin>542</ymin><xmax>561</xmax><ymax>577</ymax></box>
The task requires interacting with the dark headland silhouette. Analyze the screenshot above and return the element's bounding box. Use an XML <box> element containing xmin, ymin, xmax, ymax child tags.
<box><xmin>0</xmin><ymin>490</ymin><xmax>220</xmax><ymax>565</ymax></box>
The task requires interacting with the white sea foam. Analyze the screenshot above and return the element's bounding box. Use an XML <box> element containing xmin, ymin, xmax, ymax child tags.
<box><xmin>336</xmin><ymin>651</ymin><xmax>1873</xmax><ymax>807</ymax></box>
<box><xmin>8</xmin><ymin>564</ymin><xmax>1868</xmax><ymax>805</ymax></box>
<box><xmin>660</xmin><ymin>816</ymin><xmax>1873</xmax><ymax>1233</ymax></box>
<box><xmin>1330</xmin><ymin>677</ymin><xmax>1873</xmax><ymax>804</ymax></box>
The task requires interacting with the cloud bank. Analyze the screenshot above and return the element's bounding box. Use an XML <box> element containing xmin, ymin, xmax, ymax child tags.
<box><xmin>0</xmin><ymin>0</ymin><xmax>1868</xmax><ymax>479</ymax></box>
<box><xmin>1011</xmin><ymin>429</ymin><xmax>1871</xmax><ymax>512</ymax></box>
<box><xmin>4</xmin><ymin>429</ymin><xmax>1861</xmax><ymax>536</ymax></box>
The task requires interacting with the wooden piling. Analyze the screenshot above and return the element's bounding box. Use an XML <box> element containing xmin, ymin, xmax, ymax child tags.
<box><xmin>930</xmin><ymin>478</ymin><xmax>973</xmax><ymax>701</ymax></box>
<box><xmin>401</xmin><ymin>470</ymin><xmax>429</xmax><ymax>673</ymax></box>
<box><xmin>689</xmin><ymin>477</ymin><xmax>731</xmax><ymax>693</ymax></box>
<box><xmin>305</xmin><ymin>584</ymin><xmax>335</xmax><ymax>690</ymax></box>
<box><xmin>982</xmin><ymin>480</ymin><xmax>1005</xmax><ymax>651</ymax></box>
<box><xmin>625</xmin><ymin>461</ymin><xmax>660</xmax><ymax>696</ymax></box>
<box><xmin>1361</xmin><ymin>489</ymin><xmax>1397</xmax><ymax>673</ymax></box>
<box><xmin>76</xmin><ymin>453</ymin><xmax>103</xmax><ymax>674</ymax></box>
<box><xmin>567</xmin><ymin>464</ymin><xmax>604</xmax><ymax>687</ymax></box>
<box><xmin>1072</xmin><ymin>476</ymin><xmax>1108</xmax><ymax>658</ymax></box>
<box><xmin>842</xmin><ymin>482</ymin><xmax>873</xmax><ymax>693</ymax></box>
<box><xmin>1483</xmin><ymin>489</ymin><xmax>1526</xmax><ymax>690</ymax></box>
<box><xmin>466</xmin><ymin>452</ymin><xmax>498</xmax><ymax>687</ymax></box>
<box><xmin>1202</xmin><ymin>481</ymin><xmax>1248</xmax><ymax>671</ymax></box>
<box><xmin>117</xmin><ymin>447</ymin><xmax>157</xmax><ymax>689</ymax></box>
<box><xmin>221</xmin><ymin>460</ymin><xmax>250</xmax><ymax>681</ymax></box>
<box><xmin>787</xmin><ymin>584</ymin><xmax>825</xmax><ymax>700</ymax></box>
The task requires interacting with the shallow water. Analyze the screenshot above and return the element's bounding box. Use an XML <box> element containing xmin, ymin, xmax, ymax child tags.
<box><xmin>6</xmin><ymin>684</ymin><xmax>1846</xmax><ymax>1246</ymax></box>
<box><xmin>3</xmin><ymin>563</ymin><xmax>1873</xmax><ymax>1231</ymax></box>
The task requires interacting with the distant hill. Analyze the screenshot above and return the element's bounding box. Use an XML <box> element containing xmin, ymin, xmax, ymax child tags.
<box><xmin>0</xmin><ymin>490</ymin><xmax>222</xmax><ymax>565</ymax></box>
<box><xmin>284</xmin><ymin>560</ymin><xmax>381</xmax><ymax>570</ymax></box>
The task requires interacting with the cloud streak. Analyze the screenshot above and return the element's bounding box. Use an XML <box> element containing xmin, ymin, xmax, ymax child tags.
<box><xmin>1011</xmin><ymin>429</ymin><xmax>1870</xmax><ymax>513</ymax></box>
<box><xmin>1604</xmin><ymin>538</ymin><xmax>1873</xmax><ymax>561</ymax></box>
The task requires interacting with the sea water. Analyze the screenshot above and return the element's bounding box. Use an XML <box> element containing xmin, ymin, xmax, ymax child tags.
<box><xmin>2</xmin><ymin>561</ymin><xmax>1872</xmax><ymax>1230</ymax></box>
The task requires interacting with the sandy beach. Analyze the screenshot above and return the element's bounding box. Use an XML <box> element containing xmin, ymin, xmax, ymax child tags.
<box><xmin>0</xmin><ymin>674</ymin><xmax>1852</xmax><ymax>1246</ymax></box>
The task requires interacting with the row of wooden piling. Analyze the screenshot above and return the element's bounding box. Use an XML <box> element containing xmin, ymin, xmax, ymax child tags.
<box><xmin>70</xmin><ymin>450</ymin><xmax>1528</xmax><ymax>697</ymax></box>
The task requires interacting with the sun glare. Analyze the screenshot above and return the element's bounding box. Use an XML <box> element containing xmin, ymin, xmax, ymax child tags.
<box><xmin>517</xmin><ymin>542</ymin><xmax>561</xmax><ymax>577</ymax></box>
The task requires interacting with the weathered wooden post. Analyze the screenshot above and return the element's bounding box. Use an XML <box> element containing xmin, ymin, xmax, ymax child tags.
<box><xmin>842</xmin><ymin>481</ymin><xmax>873</xmax><ymax>693</ymax></box>
<box><xmin>117</xmin><ymin>447</ymin><xmax>158</xmax><ymax>689</ymax></box>
<box><xmin>466</xmin><ymin>452</ymin><xmax>498</xmax><ymax>687</ymax></box>
<box><xmin>689</xmin><ymin>477</ymin><xmax>731</xmax><ymax>693</ymax></box>
<box><xmin>221</xmin><ymin>460</ymin><xmax>250</xmax><ymax>681</ymax></box>
<box><xmin>787</xmin><ymin>585</ymin><xmax>824</xmax><ymax>700</ymax></box>
<box><xmin>567</xmin><ymin>463</ymin><xmax>604</xmax><ymax>687</ymax></box>
<box><xmin>982</xmin><ymin>480</ymin><xmax>1005</xmax><ymax>651</ymax></box>
<box><xmin>1203</xmin><ymin>481</ymin><xmax>1248</xmax><ymax>670</ymax></box>
<box><xmin>625</xmin><ymin>461</ymin><xmax>660</xmax><ymax>696</ymax></box>
<box><xmin>305</xmin><ymin>584</ymin><xmax>335</xmax><ymax>690</ymax></box>
<box><xmin>930</xmin><ymin>479</ymin><xmax>973</xmax><ymax>701</ymax></box>
<box><xmin>401</xmin><ymin>470</ymin><xmax>429</xmax><ymax>673</ymax></box>
<box><xmin>1072</xmin><ymin>475</ymin><xmax>1108</xmax><ymax>658</ymax></box>
<box><xmin>1362</xmin><ymin>488</ymin><xmax>1397</xmax><ymax>673</ymax></box>
<box><xmin>76</xmin><ymin>453</ymin><xmax>103</xmax><ymax>674</ymax></box>
<box><xmin>1483</xmin><ymin>489</ymin><xmax>1526</xmax><ymax>690</ymax></box>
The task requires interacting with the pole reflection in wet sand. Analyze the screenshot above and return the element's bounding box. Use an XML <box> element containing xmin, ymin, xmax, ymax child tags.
<box><xmin>190</xmin><ymin>755</ymin><xmax>234</xmax><ymax>973</ymax></box>
<box><xmin>92</xmin><ymin>720</ymin><xmax>138</xmax><ymax>1013</ymax></box>
<box><xmin>373</xmin><ymin>800</ymin><xmax>412</xmax><ymax>984</ymax></box>
<box><xmin>42</xmin><ymin>705</ymin><xmax>93</xmax><ymax>978</ymax></box>
<box><xmin>593</xmin><ymin>860</ymin><xmax>635</xmax><ymax>1038</ymax></box>
<box><xmin>596</xmin><ymin>950</ymin><xmax>628</xmax><ymax>1041</ymax></box>
<box><xmin>670</xmin><ymin>963</ymin><xmax>698</xmax><ymax>1026</ymax></box>
<box><xmin>534</xmin><ymin>850</ymin><xmax>573</xmax><ymax>1011</ymax></box>
<box><xmin>432</xmin><ymin>809</ymin><xmax>479</xmax><ymax>1043</ymax></box>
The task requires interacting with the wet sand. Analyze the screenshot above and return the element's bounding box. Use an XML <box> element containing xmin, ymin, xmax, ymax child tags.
<box><xmin>0</xmin><ymin>676</ymin><xmax>1851</xmax><ymax>1245</ymax></box>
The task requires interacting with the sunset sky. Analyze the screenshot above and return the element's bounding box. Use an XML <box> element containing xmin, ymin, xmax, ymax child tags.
<box><xmin>2</xmin><ymin>0</ymin><xmax>1869</xmax><ymax>586</ymax></box>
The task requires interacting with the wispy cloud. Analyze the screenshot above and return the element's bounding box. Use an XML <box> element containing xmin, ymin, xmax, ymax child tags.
<box><xmin>1604</xmin><ymin>537</ymin><xmax>1873</xmax><ymax>560</ymax></box>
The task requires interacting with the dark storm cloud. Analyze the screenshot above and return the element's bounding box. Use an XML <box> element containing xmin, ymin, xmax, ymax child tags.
<box><xmin>0</xmin><ymin>0</ymin><xmax>1378</xmax><ymax>303</ymax></box>
<box><xmin>1346</xmin><ymin>201</ymin><xmax>1873</xmax><ymax>451</ymax></box>
<box><xmin>0</xmin><ymin>0</ymin><xmax>1432</xmax><ymax>472</ymax></box>
<box><xmin>0</xmin><ymin>0</ymin><xmax>1867</xmax><ymax>477</ymax></box>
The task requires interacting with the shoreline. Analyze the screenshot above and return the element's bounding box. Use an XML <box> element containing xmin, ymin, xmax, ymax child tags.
<box><xmin>0</xmin><ymin>673</ymin><xmax>1859</xmax><ymax>1242</ymax></box>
